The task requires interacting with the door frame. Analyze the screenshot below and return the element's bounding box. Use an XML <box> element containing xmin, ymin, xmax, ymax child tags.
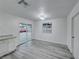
<box><xmin>71</xmin><ymin>12</ymin><xmax>79</xmax><ymax>54</ymax></box>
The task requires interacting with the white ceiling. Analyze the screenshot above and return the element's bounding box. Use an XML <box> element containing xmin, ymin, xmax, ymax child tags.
<box><xmin>0</xmin><ymin>0</ymin><xmax>79</xmax><ymax>20</ymax></box>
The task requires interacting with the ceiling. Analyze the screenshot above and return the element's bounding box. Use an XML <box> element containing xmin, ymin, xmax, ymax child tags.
<box><xmin>0</xmin><ymin>0</ymin><xmax>79</xmax><ymax>20</ymax></box>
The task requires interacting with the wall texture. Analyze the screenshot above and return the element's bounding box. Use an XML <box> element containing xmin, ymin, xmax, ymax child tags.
<box><xmin>33</xmin><ymin>18</ymin><xmax>67</xmax><ymax>45</ymax></box>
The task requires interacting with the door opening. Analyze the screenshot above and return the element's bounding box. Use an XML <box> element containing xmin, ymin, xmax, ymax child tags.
<box><xmin>19</xmin><ymin>23</ymin><xmax>32</xmax><ymax>46</ymax></box>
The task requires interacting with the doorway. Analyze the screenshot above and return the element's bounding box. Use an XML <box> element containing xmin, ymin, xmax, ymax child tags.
<box><xmin>19</xmin><ymin>23</ymin><xmax>32</xmax><ymax>46</ymax></box>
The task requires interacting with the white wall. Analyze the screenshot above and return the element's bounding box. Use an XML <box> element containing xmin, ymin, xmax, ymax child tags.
<box><xmin>33</xmin><ymin>18</ymin><xmax>67</xmax><ymax>45</ymax></box>
<box><xmin>67</xmin><ymin>2</ymin><xmax>79</xmax><ymax>59</ymax></box>
<box><xmin>0</xmin><ymin>11</ymin><xmax>34</xmax><ymax>45</ymax></box>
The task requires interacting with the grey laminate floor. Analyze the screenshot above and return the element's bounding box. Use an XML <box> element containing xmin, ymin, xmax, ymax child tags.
<box><xmin>2</xmin><ymin>39</ymin><xmax>74</xmax><ymax>59</ymax></box>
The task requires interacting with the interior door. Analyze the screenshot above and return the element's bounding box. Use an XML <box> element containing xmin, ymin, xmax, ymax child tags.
<box><xmin>73</xmin><ymin>15</ymin><xmax>79</xmax><ymax>59</ymax></box>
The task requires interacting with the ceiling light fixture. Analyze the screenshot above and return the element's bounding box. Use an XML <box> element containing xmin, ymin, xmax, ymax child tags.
<box><xmin>38</xmin><ymin>12</ymin><xmax>47</xmax><ymax>20</ymax></box>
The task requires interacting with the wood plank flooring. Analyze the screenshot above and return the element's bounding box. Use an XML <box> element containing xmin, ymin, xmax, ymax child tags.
<box><xmin>2</xmin><ymin>39</ymin><xmax>74</xmax><ymax>59</ymax></box>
